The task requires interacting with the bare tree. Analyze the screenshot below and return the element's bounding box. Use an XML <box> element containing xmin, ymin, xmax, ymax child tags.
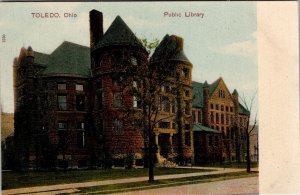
<box><xmin>240</xmin><ymin>93</ymin><xmax>258</xmax><ymax>173</ymax></box>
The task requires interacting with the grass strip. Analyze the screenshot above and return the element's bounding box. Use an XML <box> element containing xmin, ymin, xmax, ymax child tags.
<box><xmin>2</xmin><ymin>168</ymin><xmax>214</xmax><ymax>190</ymax></box>
<box><xmin>78</xmin><ymin>171</ymin><xmax>258</xmax><ymax>194</ymax></box>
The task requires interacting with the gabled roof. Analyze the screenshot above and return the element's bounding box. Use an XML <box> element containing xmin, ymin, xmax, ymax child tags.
<box><xmin>93</xmin><ymin>16</ymin><xmax>145</xmax><ymax>50</ymax></box>
<box><xmin>193</xmin><ymin>123</ymin><xmax>220</xmax><ymax>133</ymax></box>
<box><xmin>192</xmin><ymin>79</ymin><xmax>249</xmax><ymax>115</ymax></box>
<box><xmin>38</xmin><ymin>41</ymin><xmax>90</xmax><ymax>77</ymax></box>
<box><xmin>150</xmin><ymin>34</ymin><xmax>191</xmax><ymax>65</ymax></box>
<box><xmin>208</xmin><ymin>77</ymin><xmax>222</xmax><ymax>96</ymax></box>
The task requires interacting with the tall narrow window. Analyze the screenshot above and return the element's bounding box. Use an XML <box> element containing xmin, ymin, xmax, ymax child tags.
<box><xmin>131</xmin><ymin>56</ymin><xmax>138</xmax><ymax>66</ymax></box>
<box><xmin>58</xmin><ymin>95</ymin><xmax>67</xmax><ymax>110</ymax></box>
<box><xmin>162</xmin><ymin>96</ymin><xmax>170</xmax><ymax>112</ymax></box>
<box><xmin>113</xmin><ymin>118</ymin><xmax>124</xmax><ymax>133</ymax></box>
<box><xmin>77</xmin><ymin>122</ymin><xmax>85</xmax><ymax>148</ymax></box>
<box><xmin>198</xmin><ymin>110</ymin><xmax>202</xmax><ymax>123</ymax></box>
<box><xmin>221</xmin><ymin>114</ymin><xmax>224</xmax><ymax>124</ymax></box>
<box><xmin>216</xmin><ymin>113</ymin><xmax>219</xmax><ymax>124</ymax></box>
<box><xmin>171</xmin><ymin>99</ymin><xmax>176</xmax><ymax>113</ymax></box>
<box><xmin>76</xmin><ymin>95</ymin><xmax>85</xmax><ymax>111</ymax></box>
<box><xmin>211</xmin><ymin>112</ymin><xmax>214</xmax><ymax>124</ymax></box>
<box><xmin>58</xmin><ymin>122</ymin><xmax>68</xmax><ymax>147</ymax></box>
<box><xmin>113</xmin><ymin>92</ymin><xmax>123</xmax><ymax>107</ymax></box>
<box><xmin>185</xmin><ymin>101</ymin><xmax>190</xmax><ymax>115</ymax></box>
<box><xmin>192</xmin><ymin>111</ymin><xmax>196</xmax><ymax>123</ymax></box>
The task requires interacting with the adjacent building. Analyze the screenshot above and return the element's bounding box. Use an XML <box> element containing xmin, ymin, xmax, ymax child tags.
<box><xmin>13</xmin><ymin>9</ymin><xmax>250</xmax><ymax>169</ymax></box>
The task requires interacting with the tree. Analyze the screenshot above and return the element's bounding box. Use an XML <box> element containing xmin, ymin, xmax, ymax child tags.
<box><xmin>116</xmin><ymin>37</ymin><xmax>188</xmax><ymax>182</ymax></box>
<box><xmin>240</xmin><ymin>93</ymin><xmax>258</xmax><ymax>173</ymax></box>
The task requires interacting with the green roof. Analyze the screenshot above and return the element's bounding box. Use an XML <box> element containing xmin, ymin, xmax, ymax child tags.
<box><xmin>41</xmin><ymin>41</ymin><xmax>90</xmax><ymax>77</ymax></box>
<box><xmin>34</xmin><ymin>52</ymin><xmax>49</xmax><ymax>65</ymax></box>
<box><xmin>193</xmin><ymin>123</ymin><xmax>220</xmax><ymax>133</ymax></box>
<box><xmin>239</xmin><ymin>103</ymin><xmax>250</xmax><ymax>115</ymax></box>
<box><xmin>192</xmin><ymin>81</ymin><xmax>204</xmax><ymax>108</ymax></box>
<box><xmin>150</xmin><ymin>34</ymin><xmax>191</xmax><ymax>64</ymax></box>
<box><xmin>94</xmin><ymin>16</ymin><xmax>145</xmax><ymax>50</ymax></box>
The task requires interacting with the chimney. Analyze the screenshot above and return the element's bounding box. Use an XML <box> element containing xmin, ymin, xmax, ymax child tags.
<box><xmin>89</xmin><ymin>10</ymin><xmax>103</xmax><ymax>49</ymax></box>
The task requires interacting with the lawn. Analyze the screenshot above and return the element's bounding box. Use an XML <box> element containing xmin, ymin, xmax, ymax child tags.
<box><xmin>79</xmin><ymin>171</ymin><xmax>258</xmax><ymax>194</ymax></box>
<box><xmin>2</xmin><ymin>167</ymin><xmax>213</xmax><ymax>190</ymax></box>
<box><xmin>201</xmin><ymin>162</ymin><xmax>258</xmax><ymax>169</ymax></box>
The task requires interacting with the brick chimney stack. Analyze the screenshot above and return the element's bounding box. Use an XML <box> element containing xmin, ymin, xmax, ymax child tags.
<box><xmin>89</xmin><ymin>10</ymin><xmax>103</xmax><ymax>49</ymax></box>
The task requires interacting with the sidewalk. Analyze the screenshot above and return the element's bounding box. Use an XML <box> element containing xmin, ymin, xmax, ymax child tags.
<box><xmin>2</xmin><ymin>167</ymin><xmax>245</xmax><ymax>195</ymax></box>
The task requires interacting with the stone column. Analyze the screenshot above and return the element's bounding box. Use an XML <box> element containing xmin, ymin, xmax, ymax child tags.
<box><xmin>168</xmin><ymin>133</ymin><xmax>174</xmax><ymax>156</ymax></box>
<box><xmin>155</xmin><ymin>132</ymin><xmax>160</xmax><ymax>162</ymax></box>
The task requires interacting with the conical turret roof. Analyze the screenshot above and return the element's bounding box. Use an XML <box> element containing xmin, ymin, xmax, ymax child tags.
<box><xmin>150</xmin><ymin>34</ymin><xmax>191</xmax><ymax>65</ymax></box>
<box><xmin>93</xmin><ymin>16</ymin><xmax>145</xmax><ymax>51</ymax></box>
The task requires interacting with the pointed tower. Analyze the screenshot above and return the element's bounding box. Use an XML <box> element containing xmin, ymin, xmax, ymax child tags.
<box><xmin>90</xmin><ymin>12</ymin><xmax>148</xmax><ymax>164</ymax></box>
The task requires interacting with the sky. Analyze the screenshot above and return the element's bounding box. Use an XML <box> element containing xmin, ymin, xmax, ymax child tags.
<box><xmin>0</xmin><ymin>2</ymin><xmax>257</xmax><ymax>122</ymax></box>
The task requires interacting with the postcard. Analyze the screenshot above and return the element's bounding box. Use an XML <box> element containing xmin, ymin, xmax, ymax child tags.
<box><xmin>0</xmin><ymin>1</ymin><xmax>299</xmax><ymax>195</ymax></box>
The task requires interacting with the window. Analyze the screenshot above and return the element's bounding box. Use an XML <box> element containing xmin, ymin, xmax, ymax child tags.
<box><xmin>185</xmin><ymin>101</ymin><xmax>190</xmax><ymax>115</ymax></box>
<box><xmin>185</xmin><ymin>132</ymin><xmax>191</xmax><ymax>146</ymax></box>
<box><xmin>58</xmin><ymin>95</ymin><xmax>67</xmax><ymax>110</ymax></box>
<box><xmin>226</xmin><ymin>106</ymin><xmax>229</xmax><ymax>112</ymax></box>
<box><xmin>182</xmin><ymin>68</ymin><xmax>189</xmax><ymax>78</ymax></box>
<box><xmin>171</xmin><ymin>99</ymin><xmax>176</xmax><ymax>113</ymax></box>
<box><xmin>221</xmin><ymin>114</ymin><xmax>224</xmax><ymax>124</ymax></box>
<box><xmin>58</xmin><ymin>83</ymin><xmax>66</xmax><ymax>90</ymax></box>
<box><xmin>211</xmin><ymin>112</ymin><xmax>214</xmax><ymax>124</ymax></box>
<box><xmin>226</xmin><ymin>114</ymin><xmax>229</xmax><ymax>125</ymax></box>
<box><xmin>162</xmin><ymin>96</ymin><xmax>170</xmax><ymax>112</ymax></box>
<box><xmin>210</xmin><ymin>104</ymin><xmax>214</xmax><ymax>109</ymax></box>
<box><xmin>218</xmin><ymin>90</ymin><xmax>225</xmax><ymax>98</ymax></box>
<box><xmin>113</xmin><ymin>92</ymin><xmax>123</xmax><ymax>107</ymax></box>
<box><xmin>76</xmin><ymin>84</ymin><xmax>84</xmax><ymax>91</ymax></box>
<box><xmin>159</xmin><ymin>122</ymin><xmax>170</xmax><ymax>129</ymax></box>
<box><xmin>113</xmin><ymin>118</ymin><xmax>124</xmax><ymax>133</ymax></box>
<box><xmin>58</xmin><ymin>122</ymin><xmax>67</xmax><ymax>147</ymax></box>
<box><xmin>97</xmin><ymin>120</ymin><xmax>104</xmax><ymax>138</ymax></box>
<box><xmin>185</xmin><ymin>90</ymin><xmax>190</xmax><ymax>97</ymax></box>
<box><xmin>216</xmin><ymin>104</ymin><xmax>219</xmax><ymax>110</ymax></box>
<box><xmin>198</xmin><ymin>110</ymin><xmax>202</xmax><ymax>123</ymax></box>
<box><xmin>185</xmin><ymin>123</ymin><xmax>191</xmax><ymax>130</ymax></box>
<box><xmin>209</xmin><ymin>136</ymin><xmax>213</xmax><ymax>146</ymax></box>
<box><xmin>230</xmin><ymin>107</ymin><xmax>233</xmax><ymax>112</ymax></box>
<box><xmin>111</xmin><ymin>53</ymin><xmax>122</xmax><ymax>67</ymax></box>
<box><xmin>96</xmin><ymin>94</ymin><xmax>103</xmax><ymax>110</ymax></box>
<box><xmin>77</xmin><ymin>122</ymin><xmax>85</xmax><ymax>148</ymax></box>
<box><xmin>133</xmin><ymin>81</ymin><xmax>138</xmax><ymax>89</ymax></box>
<box><xmin>133</xmin><ymin>96</ymin><xmax>142</xmax><ymax>108</ymax></box>
<box><xmin>215</xmin><ymin>136</ymin><xmax>218</xmax><ymax>146</ymax></box>
<box><xmin>96</xmin><ymin>80</ymin><xmax>102</xmax><ymax>90</ymax></box>
<box><xmin>192</xmin><ymin>111</ymin><xmax>196</xmax><ymax>123</ymax></box>
<box><xmin>131</xmin><ymin>56</ymin><xmax>138</xmax><ymax>66</ymax></box>
<box><xmin>58</xmin><ymin>122</ymin><xmax>68</xmax><ymax>129</ymax></box>
<box><xmin>216</xmin><ymin>113</ymin><xmax>219</xmax><ymax>124</ymax></box>
<box><xmin>172</xmin><ymin>122</ymin><xmax>176</xmax><ymax>129</ymax></box>
<box><xmin>76</xmin><ymin>95</ymin><xmax>85</xmax><ymax>111</ymax></box>
<box><xmin>113</xmin><ymin>76</ymin><xmax>123</xmax><ymax>86</ymax></box>
<box><xmin>221</xmin><ymin>105</ymin><xmax>224</xmax><ymax>111</ymax></box>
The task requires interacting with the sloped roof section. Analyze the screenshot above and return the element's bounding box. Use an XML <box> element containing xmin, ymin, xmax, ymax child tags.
<box><xmin>239</xmin><ymin>103</ymin><xmax>250</xmax><ymax>115</ymax></box>
<box><xmin>208</xmin><ymin>77</ymin><xmax>222</xmax><ymax>96</ymax></box>
<box><xmin>94</xmin><ymin>16</ymin><xmax>145</xmax><ymax>50</ymax></box>
<box><xmin>34</xmin><ymin>52</ymin><xmax>50</xmax><ymax>65</ymax></box>
<box><xmin>192</xmin><ymin>81</ymin><xmax>204</xmax><ymax>108</ymax></box>
<box><xmin>150</xmin><ymin>34</ymin><xmax>191</xmax><ymax>65</ymax></box>
<box><xmin>42</xmin><ymin>41</ymin><xmax>90</xmax><ymax>77</ymax></box>
<box><xmin>193</xmin><ymin>123</ymin><xmax>220</xmax><ymax>133</ymax></box>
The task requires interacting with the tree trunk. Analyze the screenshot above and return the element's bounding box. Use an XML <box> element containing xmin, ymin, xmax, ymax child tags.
<box><xmin>246</xmin><ymin>132</ymin><xmax>251</xmax><ymax>173</ymax></box>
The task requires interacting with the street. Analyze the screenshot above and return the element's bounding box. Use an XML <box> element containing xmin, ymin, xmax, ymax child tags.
<box><xmin>112</xmin><ymin>176</ymin><xmax>258</xmax><ymax>195</ymax></box>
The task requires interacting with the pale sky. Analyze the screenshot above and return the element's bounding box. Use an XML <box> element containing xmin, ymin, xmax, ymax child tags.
<box><xmin>0</xmin><ymin>2</ymin><xmax>257</xmax><ymax>122</ymax></box>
